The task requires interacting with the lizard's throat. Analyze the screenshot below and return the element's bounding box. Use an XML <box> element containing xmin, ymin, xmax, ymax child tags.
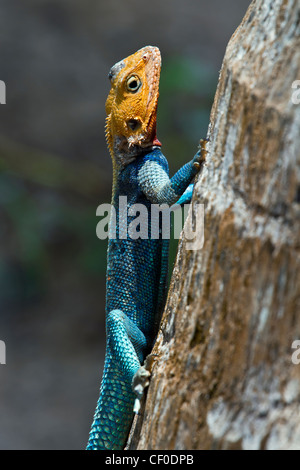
<box><xmin>110</xmin><ymin>122</ymin><xmax>161</xmax><ymax>169</ymax></box>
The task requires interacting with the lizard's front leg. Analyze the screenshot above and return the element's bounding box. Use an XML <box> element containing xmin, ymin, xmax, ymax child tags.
<box><xmin>138</xmin><ymin>138</ymin><xmax>207</xmax><ymax>206</ymax></box>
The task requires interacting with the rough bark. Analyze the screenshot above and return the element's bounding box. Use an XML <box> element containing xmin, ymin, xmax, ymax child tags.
<box><xmin>128</xmin><ymin>0</ymin><xmax>300</xmax><ymax>450</ymax></box>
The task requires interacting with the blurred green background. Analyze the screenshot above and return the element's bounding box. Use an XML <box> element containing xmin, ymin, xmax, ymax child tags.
<box><xmin>0</xmin><ymin>0</ymin><xmax>250</xmax><ymax>449</ymax></box>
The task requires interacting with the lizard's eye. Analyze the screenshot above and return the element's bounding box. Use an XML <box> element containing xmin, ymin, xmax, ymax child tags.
<box><xmin>126</xmin><ymin>75</ymin><xmax>142</xmax><ymax>92</ymax></box>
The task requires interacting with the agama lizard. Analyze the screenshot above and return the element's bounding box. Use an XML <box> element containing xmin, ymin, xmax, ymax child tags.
<box><xmin>86</xmin><ymin>46</ymin><xmax>206</xmax><ymax>450</ymax></box>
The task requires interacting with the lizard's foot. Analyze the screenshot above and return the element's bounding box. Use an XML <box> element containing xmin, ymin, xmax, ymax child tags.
<box><xmin>132</xmin><ymin>366</ymin><xmax>151</xmax><ymax>414</ymax></box>
<box><xmin>193</xmin><ymin>138</ymin><xmax>208</xmax><ymax>171</ymax></box>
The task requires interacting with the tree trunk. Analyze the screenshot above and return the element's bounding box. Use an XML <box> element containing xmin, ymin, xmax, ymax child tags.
<box><xmin>128</xmin><ymin>0</ymin><xmax>300</xmax><ymax>450</ymax></box>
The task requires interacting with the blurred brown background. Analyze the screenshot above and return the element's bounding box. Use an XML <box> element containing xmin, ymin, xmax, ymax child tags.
<box><xmin>0</xmin><ymin>0</ymin><xmax>250</xmax><ymax>449</ymax></box>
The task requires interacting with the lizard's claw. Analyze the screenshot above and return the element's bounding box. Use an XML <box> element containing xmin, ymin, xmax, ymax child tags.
<box><xmin>132</xmin><ymin>366</ymin><xmax>151</xmax><ymax>414</ymax></box>
<box><xmin>193</xmin><ymin>138</ymin><xmax>208</xmax><ymax>171</ymax></box>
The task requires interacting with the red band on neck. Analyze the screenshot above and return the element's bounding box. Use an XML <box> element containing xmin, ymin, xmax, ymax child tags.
<box><xmin>153</xmin><ymin>136</ymin><xmax>162</xmax><ymax>147</ymax></box>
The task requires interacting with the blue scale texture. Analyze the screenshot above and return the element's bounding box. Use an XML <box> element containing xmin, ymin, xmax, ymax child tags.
<box><xmin>87</xmin><ymin>147</ymin><xmax>202</xmax><ymax>449</ymax></box>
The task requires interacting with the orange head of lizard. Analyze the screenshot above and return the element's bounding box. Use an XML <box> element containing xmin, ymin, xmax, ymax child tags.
<box><xmin>105</xmin><ymin>46</ymin><xmax>161</xmax><ymax>164</ymax></box>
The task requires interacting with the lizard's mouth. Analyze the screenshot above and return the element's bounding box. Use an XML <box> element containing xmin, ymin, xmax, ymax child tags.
<box><xmin>138</xmin><ymin>45</ymin><xmax>161</xmax><ymax>149</ymax></box>
<box><xmin>145</xmin><ymin>103</ymin><xmax>161</xmax><ymax>148</ymax></box>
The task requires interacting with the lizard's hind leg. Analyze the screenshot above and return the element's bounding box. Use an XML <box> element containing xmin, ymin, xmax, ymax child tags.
<box><xmin>107</xmin><ymin>309</ymin><xmax>151</xmax><ymax>411</ymax></box>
